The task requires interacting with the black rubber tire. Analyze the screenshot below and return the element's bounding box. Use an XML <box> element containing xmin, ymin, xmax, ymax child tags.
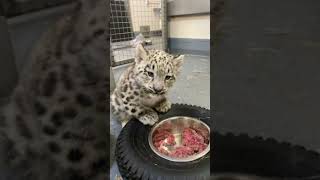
<box><xmin>115</xmin><ymin>104</ymin><xmax>211</xmax><ymax>180</ymax></box>
<box><xmin>116</xmin><ymin>103</ymin><xmax>320</xmax><ymax>179</ymax></box>
<box><xmin>211</xmin><ymin>132</ymin><xmax>320</xmax><ymax>179</ymax></box>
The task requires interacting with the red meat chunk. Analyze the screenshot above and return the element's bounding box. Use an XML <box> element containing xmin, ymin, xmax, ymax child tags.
<box><xmin>153</xmin><ymin>129</ymin><xmax>176</xmax><ymax>148</ymax></box>
<box><xmin>171</xmin><ymin>146</ymin><xmax>194</xmax><ymax>158</ymax></box>
<box><xmin>182</xmin><ymin>128</ymin><xmax>208</xmax><ymax>152</ymax></box>
<box><xmin>153</xmin><ymin>126</ymin><xmax>209</xmax><ymax>158</ymax></box>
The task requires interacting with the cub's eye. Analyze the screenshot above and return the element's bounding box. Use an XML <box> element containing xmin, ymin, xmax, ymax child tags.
<box><xmin>147</xmin><ymin>71</ymin><xmax>154</xmax><ymax>77</ymax></box>
<box><xmin>165</xmin><ymin>75</ymin><xmax>172</xmax><ymax>80</ymax></box>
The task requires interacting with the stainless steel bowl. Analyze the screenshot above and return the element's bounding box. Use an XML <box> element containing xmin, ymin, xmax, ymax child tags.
<box><xmin>148</xmin><ymin>116</ymin><xmax>210</xmax><ymax>162</ymax></box>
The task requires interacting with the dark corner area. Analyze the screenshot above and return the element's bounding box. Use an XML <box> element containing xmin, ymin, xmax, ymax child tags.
<box><xmin>212</xmin><ymin>0</ymin><xmax>320</xmax><ymax>178</ymax></box>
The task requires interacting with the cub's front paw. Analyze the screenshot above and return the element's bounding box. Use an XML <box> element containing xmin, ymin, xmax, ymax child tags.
<box><xmin>155</xmin><ymin>100</ymin><xmax>171</xmax><ymax>113</ymax></box>
<box><xmin>138</xmin><ymin>110</ymin><xmax>159</xmax><ymax>125</ymax></box>
<box><xmin>121</xmin><ymin>120</ymin><xmax>129</xmax><ymax>128</ymax></box>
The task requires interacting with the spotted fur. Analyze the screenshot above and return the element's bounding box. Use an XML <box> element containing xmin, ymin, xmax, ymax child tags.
<box><xmin>0</xmin><ymin>0</ymin><xmax>109</xmax><ymax>179</ymax></box>
<box><xmin>111</xmin><ymin>44</ymin><xmax>184</xmax><ymax>127</ymax></box>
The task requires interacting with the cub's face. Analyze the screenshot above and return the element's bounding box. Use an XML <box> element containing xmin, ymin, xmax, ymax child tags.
<box><xmin>133</xmin><ymin>44</ymin><xmax>184</xmax><ymax>95</ymax></box>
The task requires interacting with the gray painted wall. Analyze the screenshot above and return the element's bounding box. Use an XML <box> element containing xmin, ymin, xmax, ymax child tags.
<box><xmin>168</xmin><ymin>0</ymin><xmax>209</xmax><ymax>16</ymax></box>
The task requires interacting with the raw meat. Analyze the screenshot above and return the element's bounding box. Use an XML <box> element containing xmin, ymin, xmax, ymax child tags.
<box><xmin>152</xmin><ymin>127</ymin><xmax>209</xmax><ymax>158</ymax></box>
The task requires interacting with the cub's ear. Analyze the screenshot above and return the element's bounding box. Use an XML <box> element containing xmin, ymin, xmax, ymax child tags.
<box><xmin>172</xmin><ymin>55</ymin><xmax>184</xmax><ymax>71</ymax></box>
<box><xmin>135</xmin><ymin>43</ymin><xmax>148</xmax><ymax>63</ymax></box>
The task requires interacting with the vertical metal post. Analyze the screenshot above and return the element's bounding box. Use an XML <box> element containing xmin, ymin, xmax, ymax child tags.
<box><xmin>161</xmin><ymin>0</ymin><xmax>168</xmax><ymax>52</ymax></box>
<box><xmin>110</xmin><ymin>54</ymin><xmax>116</xmax><ymax>92</ymax></box>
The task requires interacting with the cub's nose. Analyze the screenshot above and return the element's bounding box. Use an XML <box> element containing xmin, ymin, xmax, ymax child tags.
<box><xmin>153</xmin><ymin>84</ymin><xmax>164</xmax><ymax>93</ymax></box>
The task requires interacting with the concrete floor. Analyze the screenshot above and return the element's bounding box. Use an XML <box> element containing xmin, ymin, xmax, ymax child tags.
<box><xmin>110</xmin><ymin>54</ymin><xmax>210</xmax><ymax>179</ymax></box>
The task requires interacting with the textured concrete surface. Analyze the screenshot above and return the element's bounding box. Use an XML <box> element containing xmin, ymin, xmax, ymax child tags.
<box><xmin>110</xmin><ymin>54</ymin><xmax>210</xmax><ymax>179</ymax></box>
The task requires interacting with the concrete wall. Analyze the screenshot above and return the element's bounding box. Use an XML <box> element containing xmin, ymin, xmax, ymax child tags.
<box><xmin>169</xmin><ymin>15</ymin><xmax>210</xmax><ymax>39</ymax></box>
<box><xmin>168</xmin><ymin>14</ymin><xmax>210</xmax><ymax>56</ymax></box>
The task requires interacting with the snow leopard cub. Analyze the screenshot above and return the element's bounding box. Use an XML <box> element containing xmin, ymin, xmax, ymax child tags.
<box><xmin>111</xmin><ymin>44</ymin><xmax>184</xmax><ymax>127</ymax></box>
